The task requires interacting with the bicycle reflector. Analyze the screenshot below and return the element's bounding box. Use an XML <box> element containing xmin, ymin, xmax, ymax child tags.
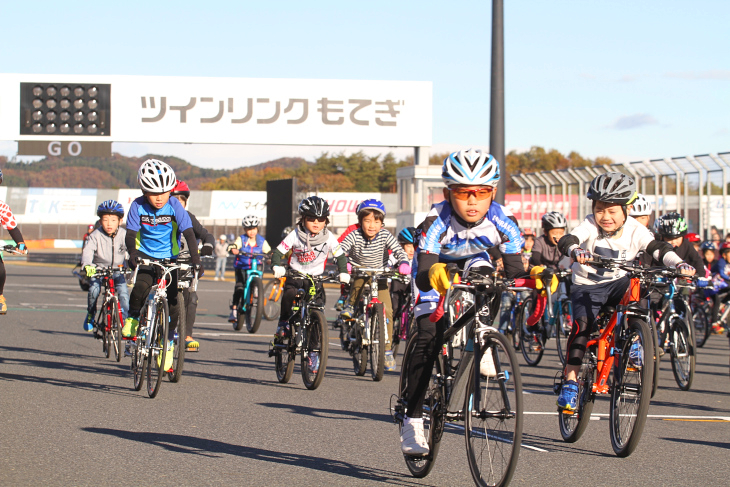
<box><xmin>19</xmin><ymin>82</ymin><xmax>111</xmax><ymax>136</ymax></box>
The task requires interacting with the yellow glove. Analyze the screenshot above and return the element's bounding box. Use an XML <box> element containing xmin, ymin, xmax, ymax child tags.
<box><xmin>429</xmin><ymin>263</ymin><xmax>451</xmax><ymax>296</ymax></box>
<box><xmin>531</xmin><ymin>266</ymin><xmax>559</xmax><ymax>294</ymax></box>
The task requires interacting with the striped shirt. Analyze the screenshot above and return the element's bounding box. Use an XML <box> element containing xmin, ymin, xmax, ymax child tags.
<box><xmin>340</xmin><ymin>228</ymin><xmax>408</xmax><ymax>268</ymax></box>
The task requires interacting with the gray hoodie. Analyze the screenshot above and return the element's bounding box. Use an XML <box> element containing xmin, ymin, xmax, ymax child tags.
<box><xmin>81</xmin><ymin>227</ymin><xmax>128</xmax><ymax>268</ymax></box>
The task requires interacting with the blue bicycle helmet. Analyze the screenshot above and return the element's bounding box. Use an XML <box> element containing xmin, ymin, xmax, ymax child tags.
<box><xmin>700</xmin><ymin>240</ymin><xmax>716</xmax><ymax>252</ymax></box>
<box><xmin>97</xmin><ymin>199</ymin><xmax>125</xmax><ymax>218</ymax></box>
<box><xmin>397</xmin><ymin>227</ymin><xmax>417</xmax><ymax>245</ymax></box>
<box><xmin>356</xmin><ymin>198</ymin><xmax>386</xmax><ymax>217</ymax></box>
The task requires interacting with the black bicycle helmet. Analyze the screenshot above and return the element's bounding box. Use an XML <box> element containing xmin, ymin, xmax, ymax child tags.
<box><xmin>298</xmin><ymin>196</ymin><xmax>330</xmax><ymax>219</ymax></box>
<box><xmin>654</xmin><ymin>212</ymin><xmax>688</xmax><ymax>238</ymax></box>
<box><xmin>587</xmin><ymin>172</ymin><xmax>638</xmax><ymax>206</ymax></box>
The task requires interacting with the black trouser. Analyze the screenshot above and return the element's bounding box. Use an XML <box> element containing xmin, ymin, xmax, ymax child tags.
<box><xmin>181</xmin><ymin>287</ymin><xmax>198</xmax><ymax>337</ymax></box>
<box><xmin>0</xmin><ymin>257</ymin><xmax>6</xmax><ymax>295</ymax></box>
<box><xmin>232</xmin><ymin>268</ymin><xmax>249</xmax><ymax>306</ymax></box>
<box><xmin>711</xmin><ymin>288</ymin><xmax>730</xmax><ymax>324</ymax></box>
<box><xmin>279</xmin><ymin>277</ymin><xmax>324</xmax><ymax>322</ymax></box>
<box><xmin>391</xmin><ymin>279</ymin><xmax>410</xmax><ymax>327</ymax></box>
<box><xmin>130</xmin><ymin>263</ymin><xmax>179</xmax><ymax>341</ymax></box>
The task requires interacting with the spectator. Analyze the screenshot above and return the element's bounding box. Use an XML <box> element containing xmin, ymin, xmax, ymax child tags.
<box><xmin>214</xmin><ymin>234</ymin><xmax>229</xmax><ymax>280</ymax></box>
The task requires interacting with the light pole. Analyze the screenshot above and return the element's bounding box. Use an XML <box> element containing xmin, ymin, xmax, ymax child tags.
<box><xmin>490</xmin><ymin>0</ymin><xmax>506</xmax><ymax>204</ymax></box>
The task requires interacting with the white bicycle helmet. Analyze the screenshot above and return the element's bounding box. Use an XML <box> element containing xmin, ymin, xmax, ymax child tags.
<box><xmin>629</xmin><ymin>193</ymin><xmax>652</xmax><ymax>216</ymax></box>
<box><xmin>541</xmin><ymin>211</ymin><xmax>567</xmax><ymax>230</ymax></box>
<box><xmin>137</xmin><ymin>159</ymin><xmax>177</xmax><ymax>193</ymax></box>
<box><xmin>242</xmin><ymin>215</ymin><xmax>260</xmax><ymax>228</ymax></box>
<box><xmin>442</xmin><ymin>149</ymin><xmax>500</xmax><ymax>187</ymax></box>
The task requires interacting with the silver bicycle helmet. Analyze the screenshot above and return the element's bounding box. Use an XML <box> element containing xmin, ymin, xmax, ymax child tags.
<box><xmin>241</xmin><ymin>215</ymin><xmax>260</xmax><ymax>228</ymax></box>
<box><xmin>137</xmin><ymin>159</ymin><xmax>177</xmax><ymax>193</ymax></box>
<box><xmin>586</xmin><ymin>172</ymin><xmax>637</xmax><ymax>206</ymax></box>
<box><xmin>442</xmin><ymin>149</ymin><xmax>500</xmax><ymax>187</ymax></box>
<box><xmin>629</xmin><ymin>193</ymin><xmax>652</xmax><ymax>217</ymax></box>
<box><xmin>541</xmin><ymin>211</ymin><xmax>567</xmax><ymax>230</ymax></box>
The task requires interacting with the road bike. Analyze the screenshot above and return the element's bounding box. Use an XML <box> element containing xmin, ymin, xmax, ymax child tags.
<box><xmin>269</xmin><ymin>269</ymin><xmax>335</xmax><ymax>390</ymax></box>
<box><xmin>555</xmin><ymin>256</ymin><xmax>663</xmax><ymax>457</ymax></box>
<box><xmin>168</xmin><ymin>263</ymin><xmax>199</xmax><ymax>383</ymax></box>
<box><xmin>393</xmin><ymin>267</ymin><xmax>524</xmax><ymax>486</ymax></box>
<box><xmin>339</xmin><ymin>266</ymin><xmax>394</xmax><ymax>382</ymax></box>
<box><xmin>129</xmin><ymin>259</ymin><xmax>192</xmax><ymax>398</ymax></box>
<box><xmin>89</xmin><ymin>265</ymin><xmax>126</xmax><ymax>362</ymax></box>
<box><xmin>263</xmin><ymin>275</ymin><xmax>285</xmax><ymax>321</ymax></box>
<box><xmin>230</xmin><ymin>250</ymin><xmax>266</xmax><ymax>333</ymax></box>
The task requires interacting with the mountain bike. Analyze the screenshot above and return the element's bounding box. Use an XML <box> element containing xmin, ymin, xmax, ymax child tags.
<box><xmin>90</xmin><ymin>265</ymin><xmax>126</xmax><ymax>362</ymax></box>
<box><xmin>263</xmin><ymin>276</ymin><xmax>285</xmax><ymax>320</ymax></box>
<box><xmin>168</xmin><ymin>264</ymin><xmax>199</xmax><ymax>383</ymax></box>
<box><xmin>393</xmin><ymin>267</ymin><xmax>524</xmax><ymax>486</ymax></box>
<box><xmin>652</xmin><ymin>276</ymin><xmax>698</xmax><ymax>391</ymax></box>
<box><xmin>129</xmin><ymin>259</ymin><xmax>192</xmax><ymax>398</ymax></box>
<box><xmin>268</xmin><ymin>269</ymin><xmax>335</xmax><ymax>390</ymax></box>
<box><xmin>231</xmin><ymin>251</ymin><xmax>266</xmax><ymax>333</ymax></box>
<box><xmin>341</xmin><ymin>266</ymin><xmax>394</xmax><ymax>382</ymax></box>
<box><xmin>555</xmin><ymin>256</ymin><xmax>662</xmax><ymax>457</ymax></box>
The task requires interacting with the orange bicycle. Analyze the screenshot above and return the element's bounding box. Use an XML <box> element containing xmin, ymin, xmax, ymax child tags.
<box><xmin>556</xmin><ymin>255</ymin><xmax>669</xmax><ymax>457</ymax></box>
<box><xmin>263</xmin><ymin>276</ymin><xmax>285</xmax><ymax>320</ymax></box>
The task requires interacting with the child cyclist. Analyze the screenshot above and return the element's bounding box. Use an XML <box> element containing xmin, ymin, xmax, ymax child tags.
<box><xmin>81</xmin><ymin>200</ymin><xmax>129</xmax><ymax>334</ymax></box>
<box><xmin>629</xmin><ymin>193</ymin><xmax>652</xmax><ymax>228</ymax></box>
<box><xmin>228</xmin><ymin>215</ymin><xmax>271</xmax><ymax>323</ymax></box>
<box><xmin>0</xmin><ymin>168</ymin><xmax>28</xmax><ymax>314</ymax></box>
<box><xmin>710</xmin><ymin>242</ymin><xmax>730</xmax><ymax>333</ymax></box>
<box><xmin>530</xmin><ymin>211</ymin><xmax>568</xmax><ymax>270</ymax></box>
<box><xmin>122</xmin><ymin>159</ymin><xmax>201</xmax><ymax>373</ymax></box>
<box><xmin>340</xmin><ymin>200</ymin><xmax>410</xmax><ymax>371</ymax></box>
<box><xmin>400</xmin><ymin>149</ymin><xmax>526</xmax><ymax>455</ymax></box>
<box><xmin>271</xmin><ymin>196</ymin><xmax>349</xmax><ymax>340</ymax></box>
<box><xmin>555</xmin><ymin>172</ymin><xmax>695</xmax><ymax>411</ymax></box>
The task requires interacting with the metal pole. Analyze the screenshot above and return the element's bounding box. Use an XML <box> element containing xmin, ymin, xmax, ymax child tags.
<box><xmin>490</xmin><ymin>0</ymin><xmax>506</xmax><ymax>204</ymax></box>
<box><xmin>685</xmin><ymin>156</ymin><xmax>705</xmax><ymax>237</ymax></box>
<box><xmin>643</xmin><ymin>160</ymin><xmax>662</xmax><ymax>223</ymax></box>
<box><xmin>664</xmin><ymin>158</ymin><xmax>686</xmax><ymax>218</ymax></box>
<box><xmin>711</xmin><ymin>154</ymin><xmax>730</xmax><ymax>237</ymax></box>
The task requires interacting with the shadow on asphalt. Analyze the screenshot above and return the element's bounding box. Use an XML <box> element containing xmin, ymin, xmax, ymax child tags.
<box><xmin>256</xmin><ymin>402</ymin><xmax>392</xmax><ymax>423</ymax></box>
<box><xmin>81</xmin><ymin>428</ymin><xmax>431</xmax><ymax>485</ymax></box>
<box><xmin>520</xmin><ymin>432</ymin><xmax>614</xmax><ymax>457</ymax></box>
<box><xmin>0</xmin><ymin>371</ymin><xmax>141</xmax><ymax>398</ymax></box>
<box><xmin>660</xmin><ymin>437</ymin><xmax>730</xmax><ymax>449</ymax></box>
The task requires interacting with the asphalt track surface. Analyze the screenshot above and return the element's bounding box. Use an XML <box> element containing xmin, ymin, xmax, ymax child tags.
<box><xmin>3</xmin><ymin>263</ymin><xmax>730</xmax><ymax>486</ymax></box>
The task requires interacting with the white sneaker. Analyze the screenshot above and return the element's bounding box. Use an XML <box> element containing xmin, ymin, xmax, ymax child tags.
<box><xmin>480</xmin><ymin>349</ymin><xmax>496</xmax><ymax>377</ymax></box>
<box><xmin>400</xmin><ymin>418</ymin><xmax>429</xmax><ymax>456</ymax></box>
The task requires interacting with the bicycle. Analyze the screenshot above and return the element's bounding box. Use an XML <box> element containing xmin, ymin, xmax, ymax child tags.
<box><xmin>230</xmin><ymin>250</ymin><xmax>266</xmax><ymax>333</ymax></box>
<box><xmin>500</xmin><ymin>286</ymin><xmax>531</xmax><ymax>351</ymax></box>
<box><xmin>393</xmin><ymin>267</ymin><xmax>523</xmax><ymax>486</ymax></box>
<box><xmin>263</xmin><ymin>275</ymin><xmax>285</xmax><ymax>321</ymax></box>
<box><xmin>340</xmin><ymin>266</ymin><xmax>394</xmax><ymax>382</ymax></box>
<box><xmin>268</xmin><ymin>269</ymin><xmax>335</xmax><ymax>390</ymax></box>
<box><xmin>555</xmin><ymin>256</ymin><xmax>662</xmax><ymax>457</ymax></box>
<box><xmin>652</xmin><ymin>276</ymin><xmax>698</xmax><ymax>392</ymax></box>
<box><xmin>690</xmin><ymin>290</ymin><xmax>712</xmax><ymax>348</ymax></box>
<box><xmin>168</xmin><ymin>264</ymin><xmax>199</xmax><ymax>383</ymax></box>
<box><xmin>129</xmin><ymin>259</ymin><xmax>193</xmax><ymax>398</ymax></box>
<box><xmin>89</xmin><ymin>265</ymin><xmax>126</xmax><ymax>362</ymax></box>
<box><xmin>390</xmin><ymin>272</ymin><xmax>412</xmax><ymax>360</ymax></box>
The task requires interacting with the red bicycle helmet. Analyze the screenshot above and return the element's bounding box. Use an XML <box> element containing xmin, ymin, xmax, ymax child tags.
<box><xmin>720</xmin><ymin>242</ymin><xmax>730</xmax><ymax>253</ymax></box>
<box><xmin>171</xmin><ymin>180</ymin><xmax>190</xmax><ymax>198</ymax></box>
<box><xmin>686</xmin><ymin>232</ymin><xmax>700</xmax><ymax>243</ymax></box>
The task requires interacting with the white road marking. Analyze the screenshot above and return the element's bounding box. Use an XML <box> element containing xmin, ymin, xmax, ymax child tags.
<box><xmin>524</xmin><ymin>411</ymin><xmax>730</xmax><ymax>421</ymax></box>
<box><xmin>445</xmin><ymin>423</ymin><xmax>549</xmax><ymax>452</ymax></box>
<box><xmin>18</xmin><ymin>303</ymin><xmax>86</xmax><ymax>307</ymax></box>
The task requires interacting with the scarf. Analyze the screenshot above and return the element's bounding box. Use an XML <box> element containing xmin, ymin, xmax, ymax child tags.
<box><xmin>296</xmin><ymin>223</ymin><xmax>330</xmax><ymax>251</ymax></box>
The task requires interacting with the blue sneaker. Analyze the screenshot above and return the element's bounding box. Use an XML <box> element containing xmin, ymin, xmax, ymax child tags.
<box><xmin>83</xmin><ymin>312</ymin><xmax>94</xmax><ymax>332</ymax></box>
<box><xmin>335</xmin><ymin>297</ymin><xmax>346</xmax><ymax>312</ymax></box>
<box><xmin>629</xmin><ymin>339</ymin><xmax>643</xmax><ymax>369</ymax></box>
<box><xmin>340</xmin><ymin>305</ymin><xmax>354</xmax><ymax>319</ymax></box>
<box><xmin>557</xmin><ymin>380</ymin><xmax>579</xmax><ymax>411</ymax></box>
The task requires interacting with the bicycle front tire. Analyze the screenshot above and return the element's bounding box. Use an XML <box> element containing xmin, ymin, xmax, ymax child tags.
<box><xmin>369</xmin><ymin>303</ymin><xmax>386</xmax><ymax>381</ymax></box>
<box><xmin>669</xmin><ymin>316</ymin><xmax>695</xmax><ymax>391</ymax></box>
<box><xmin>559</xmin><ymin>346</ymin><xmax>595</xmax><ymax>443</ymax></box>
<box><xmin>246</xmin><ymin>277</ymin><xmax>264</xmax><ymax>333</ymax></box>
<box><xmin>112</xmin><ymin>299</ymin><xmax>123</xmax><ymax>363</ymax></box>
<box><xmin>301</xmin><ymin>309</ymin><xmax>328</xmax><ymax>390</ymax></box>
<box><xmin>168</xmin><ymin>292</ymin><xmax>186</xmax><ymax>383</ymax></box>
<box><xmin>465</xmin><ymin>331</ymin><xmax>523</xmax><ymax>487</ymax></box>
<box><xmin>263</xmin><ymin>279</ymin><xmax>280</xmax><ymax>321</ymax></box>
<box><xmin>555</xmin><ymin>301</ymin><xmax>572</xmax><ymax>367</ymax></box>
<box><xmin>693</xmin><ymin>305</ymin><xmax>710</xmax><ymax>348</ymax></box>
<box><xmin>518</xmin><ymin>298</ymin><xmax>544</xmax><ymax>367</ymax></box>
<box><xmin>147</xmin><ymin>299</ymin><xmax>169</xmax><ymax>398</ymax></box>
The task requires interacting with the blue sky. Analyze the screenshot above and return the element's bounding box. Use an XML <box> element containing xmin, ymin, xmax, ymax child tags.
<box><xmin>1</xmin><ymin>0</ymin><xmax>728</xmax><ymax>168</ymax></box>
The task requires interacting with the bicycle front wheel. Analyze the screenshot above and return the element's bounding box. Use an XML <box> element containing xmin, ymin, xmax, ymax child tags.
<box><xmin>465</xmin><ymin>331</ymin><xmax>523</xmax><ymax>487</ymax></box>
<box><xmin>352</xmin><ymin>322</ymin><xmax>367</xmax><ymax>376</ymax></box>
<box><xmin>103</xmin><ymin>305</ymin><xmax>111</xmax><ymax>359</ymax></box>
<box><xmin>301</xmin><ymin>309</ymin><xmax>328</xmax><ymax>390</ymax></box>
<box><xmin>518</xmin><ymin>300</ymin><xmax>544</xmax><ymax>367</ymax></box>
<box><xmin>274</xmin><ymin>333</ymin><xmax>295</xmax><ymax>383</ymax></box>
<box><xmin>555</xmin><ymin>301</ymin><xmax>572</xmax><ymax>367</ymax></box>
<box><xmin>669</xmin><ymin>316</ymin><xmax>695</xmax><ymax>391</ymax></box>
<box><xmin>369</xmin><ymin>303</ymin><xmax>386</xmax><ymax>381</ymax></box>
<box><xmin>245</xmin><ymin>277</ymin><xmax>264</xmax><ymax>333</ymax></box>
<box><xmin>263</xmin><ymin>279</ymin><xmax>280</xmax><ymax>321</ymax></box>
<box><xmin>168</xmin><ymin>292</ymin><xmax>186</xmax><ymax>383</ymax></box>
<box><xmin>147</xmin><ymin>299</ymin><xmax>169</xmax><ymax>398</ymax></box>
<box><xmin>132</xmin><ymin>339</ymin><xmax>146</xmax><ymax>392</ymax></box>
<box><xmin>111</xmin><ymin>300</ymin><xmax>123</xmax><ymax>362</ymax></box>
<box><xmin>609</xmin><ymin>318</ymin><xmax>654</xmax><ymax>457</ymax></box>
<box><xmin>693</xmin><ymin>305</ymin><xmax>710</xmax><ymax>348</ymax></box>
<box><xmin>399</xmin><ymin>332</ymin><xmax>444</xmax><ymax>478</ymax></box>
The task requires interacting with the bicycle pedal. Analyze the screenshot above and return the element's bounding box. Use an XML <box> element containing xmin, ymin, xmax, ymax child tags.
<box><xmin>560</xmin><ymin>408</ymin><xmax>575</xmax><ymax>416</ymax></box>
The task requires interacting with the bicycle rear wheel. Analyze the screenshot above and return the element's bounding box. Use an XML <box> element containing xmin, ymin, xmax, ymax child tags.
<box><xmin>274</xmin><ymin>333</ymin><xmax>295</xmax><ymax>383</ymax></box>
<box><xmin>369</xmin><ymin>303</ymin><xmax>386</xmax><ymax>381</ymax></box>
<box><xmin>391</xmin><ymin>313</ymin><xmax>402</xmax><ymax>360</ymax></box>
<box><xmin>518</xmin><ymin>300</ymin><xmax>544</xmax><ymax>367</ymax></box>
<box><xmin>555</xmin><ymin>301</ymin><xmax>572</xmax><ymax>367</ymax></box>
<box><xmin>465</xmin><ymin>331</ymin><xmax>523</xmax><ymax>487</ymax></box>
<box><xmin>103</xmin><ymin>304</ymin><xmax>111</xmax><ymax>359</ymax></box>
<box><xmin>263</xmin><ymin>279</ymin><xmax>280</xmax><ymax>321</ymax></box>
<box><xmin>559</xmin><ymin>346</ymin><xmax>595</xmax><ymax>443</ymax></box>
<box><xmin>301</xmin><ymin>309</ymin><xmax>328</xmax><ymax>390</ymax></box>
<box><xmin>693</xmin><ymin>305</ymin><xmax>710</xmax><ymax>348</ymax></box>
<box><xmin>132</xmin><ymin>332</ymin><xmax>146</xmax><ymax>392</ymax></box>
<box><xmin>669</xmin><ymin>316</ymin><xmax>695</xmax><ymax>391</ymax></box>
<box><xmin>168</xmin><ymin>293</ymin><xmax>186</xmax><ymax>383</ymax></box>
<box><xmin>352</xmin><ymin>322</ymin><xmax>367</xmax><ymax>376</ymax></box>
<box><xmin>147</xmin><ymin>299</ymin><xmax>169</xmax><ymax>398</ymax></box>
<box><xmin>609</xmin><ymin>317</ymin><xmax>654</xmax><ymax>457</ymax></box>
<box><xmin>246</xmin><ymin>277</ymin><xmax>264</xmax><ymax>333</ymax></box>
<box><xmin>399</xmin><ymin>332</ymin><xmax>444</xmax><ymax>478</ymax></box>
